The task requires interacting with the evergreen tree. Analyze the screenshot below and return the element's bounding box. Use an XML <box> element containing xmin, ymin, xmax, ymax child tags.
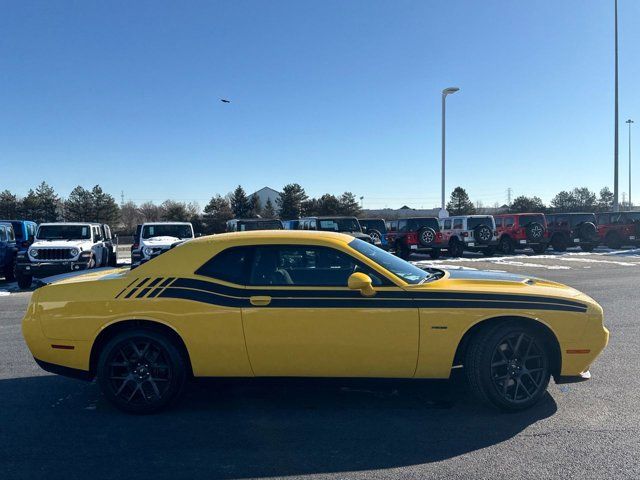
<box><xmin>277</xmin><ymin>183</ymin><xmax>308</xmax><ymax>220</ymax></box>
<box><xmin>120</xmin><ymin>201</ymin><xmax>143</xmax><ymax>234</ymax></box>
<box><xmin>65</xmin><ymin>186</ymin><xmax>94</xmax><ymax>221</ymax></box>
<box><xmin>161</xmin><ymin>200</ymin><xmax>191</xmax><ymax>221</ymax></box>
<box><xmin>230</xmin><ymin>185</ymin><xmax>251</xmax><ymax>218</ymax></box>
<box><xmin>316</xmin><ymin>194</ymin><xmax>341</xmax><ymax>215</ymax></box>
<box><xmin>509</xmin><ymin>196</ymin><xmax>546</xmax><ymax>213</ymax></box>
<box><xmin>248</xmin><ymin>194</ymin><xmax>261</xmax><ymax>217</ymax></box>
<box><xmin>139</xmin><ymin>201</ymin><xmax>163</xmax><ymax>222</ymax></box>
<box><xmin>550</xmin><ymin>190</ymin><xmax>575</xmax><ymax>212</ymax></box>
<box><xmin>338</xmin><ymin>192</ymin><xmax>362</xmax><ymax>216</ymax></box>
<box><xmin>21</xmin><ymin>182</ymin><xmax>60</xmax><ymax>223</ymax></box>
<box><xmin>203</xmin><ymin>194</ymin><xmax>234</xmax><ymax>233</ymax></box>
<box><xmin>0</xmin><ymin>190</ymin><xmax>20</xmax><ymax>219</ymax></box>
<box><xmin>446</xmin><ymin>187</ymin><xmax>476</xmax><ymax>215</ymax></box>
<box><xmin>91</xmin><ymin>185</ymin><xmax>120</xmax><ymax>224</ymax></box>
<box><xmin>597</xmin><ymin>187</ymin><xmax>614</xmax><ymax>212</ymax></box>
<box><xmin>262</xmin><ymin>198</ymin><xmax>276</xmax><ymax>219</ymax></box>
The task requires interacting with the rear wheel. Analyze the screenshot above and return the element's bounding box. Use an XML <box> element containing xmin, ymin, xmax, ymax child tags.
<box><xmin>465</xmin><ymin>321</ymin><xmax>551</xmax><ymax>411</ymax></box>
<box><xmin>482</xmin><ymin>246</ymin><xmax>495</xmax><ymax>257</ymax></box>
<box><xmin>428</xmin><ymin>248</ymin><xmax>441</xmax><ymax>259</ymax></box>
<box><xmin>17</xmin><ymin>274</ymin><xmax>32</xmax><ymax>289</ymax></box>
<box><xmin>581</xmin><ymin>244</ymin><xmax>595</xmax><ymax>252</ymax></box>
<box><xmin>605</xmin><ymin>232</ymin><xmax>622</xmax><ymax>249</ymax></box>
<box><xmin>395</xmin><ymin>242</ymin><xmax>411</xmax><ymax>260</ymax></box>
<box><xmin>551</xmin><ymin>235</ymin><xmax>567</xmax><ymax>252</ymax></box>
<box><xmin>499</xmin><ymin>236</ymin><xmax>514</xmax><ymax>255</ymax></box>
<box><xmin>97</xmin><ymin>329</ymin><xmax>187</xmax><ymax>414</ymax></box>
<box><xmin>531</xmin><ymin>244</ymin><xmax>547</xmax><ymax>255</ymax></box>
<box><xmin>448</xmin><ymin>239</ymin><xmax>463</xmax><ymax>258</ymax></box>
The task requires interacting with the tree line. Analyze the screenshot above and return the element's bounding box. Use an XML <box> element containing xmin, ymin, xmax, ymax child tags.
<box><xmin>446</xmin><ymin>186</ymin><xmax>622</xmax><ymax>215</ymax></box>
<box><xmin>0</xmin><ymin>182</ymin><xmax>362</xmax><ymax>235</ymax></box>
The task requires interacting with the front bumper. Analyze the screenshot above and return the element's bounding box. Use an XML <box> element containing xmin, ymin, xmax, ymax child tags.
<box><xmin>16</xmin><ymin>260</ymin><xmax>90</xmax><ymax>277</ymax></box>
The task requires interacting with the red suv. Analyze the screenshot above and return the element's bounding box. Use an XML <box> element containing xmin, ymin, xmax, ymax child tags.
<box><xmin>596</xmin><ymin>211</ymin><xmax>640</xmax><ymax>249</ymax></box>
<box><xmin>494</xmin><ymin>213</ymin><xmax>548</xmax><ymax>254</ymax></box>
<box><xmin>386</xmin><ymin>217</ymin><xmax>444</xmax><ymax>259</ymax></box>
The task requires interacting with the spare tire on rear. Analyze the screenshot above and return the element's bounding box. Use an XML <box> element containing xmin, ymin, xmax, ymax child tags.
<box><xmin>417</xmin><ymin>227</ymin><xmax>436</xmax><ymax>246</ymax></box>
<box><xmin>579</xmin><ymin>222</ymin><xmax>597</xmax><ymax>240</ymax></box>
<box><xmin>474</xmin><ymin>225</ymin><xmax>492</xmax><ymax>245</ymax></box>
<box><xmin>367</xmin><ymin>229</ymin><xmax>382</xmax><ymax>244</ymax></box>
<box><xmin>525</xmin><ymin>222</ymin><xmax>545</xmax><ymax>242</ymax></box>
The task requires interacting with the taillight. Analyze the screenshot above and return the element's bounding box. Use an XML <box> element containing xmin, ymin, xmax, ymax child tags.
<box><xmin>462</xmin><ymin>231</ymin><xmax>469</xmax><ymax>237</ymax></box>
<box><xmin>406</xmin><ymin>233</ymin><xmax>418</xmax><ymax>244</ymax></box>
<box><xmin>436</xmin><ymin>232</ymin><xmax>443</xmax><ymax>241</ymax></box>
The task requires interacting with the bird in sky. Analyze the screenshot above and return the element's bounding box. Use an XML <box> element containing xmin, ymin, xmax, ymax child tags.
<box><xmin>220</xmin><ymin>98</ymin><xmax>231</xmax><ymax>103</ymax></box>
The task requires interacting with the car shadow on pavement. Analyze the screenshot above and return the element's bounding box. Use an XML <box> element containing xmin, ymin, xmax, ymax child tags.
<box><xmin>0</xmin><ymin>372</ymin><xmax>557</xmax><ymax>479</ymax></box>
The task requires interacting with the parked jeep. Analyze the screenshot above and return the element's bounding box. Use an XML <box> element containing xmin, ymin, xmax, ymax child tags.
<box><xmin>545</xmin><ymin>213</ymin><xmax>599</xmax><ymax>252</ymax></box>
<box><xmin>596</xmin><ymin>211</ymin><xmax>640</xmax><ymax>249</ymax></box>
<box><xmin>386</xmin><ymin>217</ymin><xmax>443</xmax><ymax>259</ymax></box>
<box><xmin>131</xmin><ymin>222</ymin><xmax>195</xmax><ymax>268</ymax></box>
<box><xmin>298</xmin><ymin>216</ymin><xmax>374</xmax><ymax>243</ymax></box>
<box><xmin>439</xmin><ymin>215</ymin><xmax>498</xmax><ymax>257</ymax></box>
<box><xmin>494</xmin><ymin>213</ymin><xmax>549</xmax><ymax>254</ymax></box>
<box><xmin>0</xmin><ymin>222</ymin><xmax>18</xmax><ymax>281</ymax></box>
<box><xmin>226</xmin><ymin>218</ymin><xmax>284</xmax><ymax>232</ymax></box>
<box><xmin>15</xmin><ymin>222</ymin><xmax>112</xmax><ymax>289</ymax></box>
<box><xmin>0</xmin><ymin>220</ymin><xmax>37</xmax><ymax>255</ymax></box>
<box><xmin>359</xmin><ymin>218</ymin><xmax>389</xmax><ymax>250</ymax></box>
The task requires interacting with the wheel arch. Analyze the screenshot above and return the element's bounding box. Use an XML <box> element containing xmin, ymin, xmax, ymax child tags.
<box><xmin>452</xmin><ymin>315</ymin><xmax>562</xmax><ymax>378</ymax></box>
<box><xmin>88</xmin><ymin>319</ymin><xmax>193</xmax><ymax>378</ymax></box>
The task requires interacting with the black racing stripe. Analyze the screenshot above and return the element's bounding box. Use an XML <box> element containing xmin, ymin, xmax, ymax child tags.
<box><xmin>159</xmin><ymin>287</ymin><xmax>586</xmax><ymax>312</ymax></box>
<box><xmin>115</xmin><ymin>277</ymin><xmax>139</xmax><ymax>299</ymax></box>
<box><xmin>147</xmin><ymin>288</ymin><xmax>163</xmax><ymax>298</ymax></box>
<box><xmin>146</xmin><ymin>277</ymin><xmax>164</xmax><ymax>288</ymax></box>
<box><xmin>125</xmin><ymin>288</ymin><xmax>139</xmax><ymax>299</ymax></box>
<box><xmin>136</xmin><ymin>277</ymin><xmax>151</xmax><ymax>288</ymax></box>
<box><xmin>136</xmin><ymin>288</ymin><xmax>151</xmax><ymax>298</ymax></box>
<box><xmin>159</xmin><ymin>277</ymin><xmax>175</xmax><ymax>288</ymax></box>
<box><xmin>180</xmin><ymin>277</ymin><xmax>587</xmax><ymax>309</ymax></box>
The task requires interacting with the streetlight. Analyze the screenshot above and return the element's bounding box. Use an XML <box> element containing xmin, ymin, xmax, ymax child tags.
<box><xmin>614</xmin><ymin>0</ymin><xmax>620</xmax><ymax>211</ymax></box>
<box><xmin>627</xmin><ymin>119</ymin><xmax>634</xmax><ymax>209</ymax></box>
<box><xmin>441</xmin><ymin>86</ymin><xmax>460</xmax><ymax>217</ymax></box>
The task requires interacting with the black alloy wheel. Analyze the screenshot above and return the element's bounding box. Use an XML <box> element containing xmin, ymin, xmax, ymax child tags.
<box><xmin>98</xmin><ymin>329</ymin><xmax>187</xmax><ymax>414</ymax></box>
<box><xmin>499</xmin><ymin>236</ymin><xmax>515</xmax><ymax>255</ymax></box>
<box><xmin>551</xmin><ymin>235</ymin><xmax>567</xmax><ymax>252</ymax></box>
<box><xmin>367</xmin><ymin>229</ymin><xmax>382</xmax><ymax>244</ymax></box>
<box><xmin>17</xmin><ymin>274</ymin><xmax>32</xmax><ymax>289</ymax></box>
<box><xmin>466</xmin><ymin>321</ymin><xmax>551</xmax><ymax>411</ymax></box>
<box><xmin>605</xmin><ymin>232</ymin><xmax>622</xmax><ymax>250</ymax></box>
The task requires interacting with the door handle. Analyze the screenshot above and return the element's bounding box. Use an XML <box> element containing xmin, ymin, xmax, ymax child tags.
<box><xmin>249</xmin><ymin>296</ymin><xmax>272</xmax><ymax>306</ymax></box>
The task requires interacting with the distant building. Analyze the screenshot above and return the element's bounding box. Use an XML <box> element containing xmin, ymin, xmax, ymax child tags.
<box><xmin>251</xmin><ymin>187</ymin><xmax>281</xmax><ymax>210</ymax></box>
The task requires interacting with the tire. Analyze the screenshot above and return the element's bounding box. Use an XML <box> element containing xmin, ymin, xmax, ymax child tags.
<box><xmin>97</xmin><ymin>329</ymin><xmax>187</xmax><ymax>414</ymax></box>
<box><xmin>579</xmin><ymin>222</ymin><xmax>598</xmax><ymax>241</ymax></box>
<box><xmin>525</xmin><ymin>222</ymin><xmax>545</xmax><ymax>242</ymax></box>
<box><xmin>448</xmin><ymin>239</ymin><xmax>463</xmax><ymax>258</ymax></box>
<box><xmin>605</xmin><ymin>233</ymin><xmax>622</xmax><ymax>250</ymax></box>
<box><xmin>3</xmin><ymin>263</ymin><xmax>16</xmax><ymax>282</ymax></box>
<box><xmin>465</xmin><ymin>320</ymin><xmax>551</xmax><ymax>411</ymax></box>
<box><xmin>531</xmin><ymin>244</ymin><xmax>547</xmax><ymax>255</ymax></box>
<box><xmin>87</xmin><ymin>254</ymin><xmax>96</xmax><ymax>269</ymax></box>
<box><xmin>551</xmin><ymin>235</ymin><xmax>567</xmax><ymax>252</ymax></box>
<box><xmin>395</xmin><ymin>242</ymin><xmax>411</xmax><ymax>260</ymax></box>
<box><xmin>108</xmin><ymin>251</ymin><xmax>117</xmax><ymax>267</ymax></box>
<box><xmin>429</xmin><ymin>248</ymin><xmax>441</xmax><ymax>259</ymax></box>
<box><xmin>482</xmin><ymin>246</ymin><xmax>495</xmax><ymax>257</ymax></box>
<box><xmin>367</xmin><ymin>229</ymin><xmax>382</xmax><ymax>244</ymax></box>
<box><xmin>17</xmin><ymin>274</ymin><xmax>32</xmax><ymax>289</ymax></box>
<box><xmin>473</xmin><ymin>225</ymin><xmax>493</xmax><ymax>245</ymax></box>
<box><xmin>499</xmin><ymin>237</ymin><xmax>515</xmax><ymax>255</ymax></box>
<box><xmin>417</xmin><ymin>227</ymin><xmax>436</xmax><ymax>247</ymax></box>
<box><xmin>580</xmin><ymin>244</ymin><xmax>595</xmax><ymax>252</ymax></box>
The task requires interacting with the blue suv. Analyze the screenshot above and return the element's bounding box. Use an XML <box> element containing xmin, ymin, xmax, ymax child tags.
<box><xmin>0</xmin><ymin>222</ymin><xmax>18</xmax><ymax>281</ymax></box>
<box><xmin>0</xmin><ymin>220</ymin><xmax>37</xmax><ymax>254</ymax></box>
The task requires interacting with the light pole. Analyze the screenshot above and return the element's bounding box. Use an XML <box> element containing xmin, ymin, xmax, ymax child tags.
<box><xmin>627</xmin><ymin>119</ymin><xmax>634</xmax><ymax>209</ymax></box>
<box><xmin>613</xmin><ymin>0</ymin><xmax>620</xmax><ymax>211</ymax></box>
<box><xmin>441</xmin><ymin>86</ymin><xmax>460</xmax><ymax>216</ymax></box>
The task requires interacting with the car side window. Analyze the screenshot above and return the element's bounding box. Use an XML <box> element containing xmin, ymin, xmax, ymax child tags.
<box><xmin>443</xmin><ymin>219</ymin><xmax>452</xmax><ymax>229</ymax></box>
<box><xmin>398</xmin><ymin>220</ymin><xmax>407</xmax><ymax>232</ymax></box>
<box><xmin>195</xmin><ymin>246</ymin><xmax>254</xmax><ymax>284</ymax></box>
<box><xmin>495</xmin><ymin>217</ymin><xmax>503</xmax><ymax>228</ymax></box>
<box><xmin>505</xmin><ymin>217</ymin><xmax>515</xmax><ymax>228</ymax></box>
<box><xmin>453</xmin><ymin>219</ymin><xmax>463</xmax><ymax>229</ymax></box>
<box><xmin>388</xmin><ymin>221</ymin><xmax>397</xmax><ymax>232</ymax></box>
<box><xmin>0</xmin><ymin>226</ymin><xmax>6</xmax><ymax>242</ymax></box>
<box><xmin>7</xmin><ymin>227</ymin><xmax>15</xmax><ymax>241</ymax></box>
<box><xmin>248</xmin><ymin>245</ymin><xmax>389</xmax><ymax>287</ymax></box>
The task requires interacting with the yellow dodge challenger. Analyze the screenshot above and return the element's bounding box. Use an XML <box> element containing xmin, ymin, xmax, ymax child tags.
<box><xmin>22</xmin><ymin>230</ymin><xmax>609</xmax><ymax>413</ymax></box>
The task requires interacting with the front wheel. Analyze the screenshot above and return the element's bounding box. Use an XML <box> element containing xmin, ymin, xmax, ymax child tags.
<box><xmin>482</xmin><ymin>246</ymin><xmax>495</xmax><ymax>257</ymax></box>
<box><xmin>465</xmin><ymin>321</ymin><xmax>551</xmax><ymax>411</ymax></box>
<box><xmin>17</xmin><ymin>274</ymin><xmax>32</xmax><ymax>289</ymax></box>
<box><xmin>97</xmin><ymin>329</ymin><xmax>187</xmax><ymax>414</ymax></box>
<box><xmin>3</xmin><ymin>263</ymin><xmax>16</xmax><ymax>282</ymax></box>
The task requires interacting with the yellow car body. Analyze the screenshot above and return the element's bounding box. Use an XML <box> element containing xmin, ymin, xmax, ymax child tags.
<box><xmin>22</xmin><ymin>230</ymin><xmax>608</xmax><ymax>409</ymax></box>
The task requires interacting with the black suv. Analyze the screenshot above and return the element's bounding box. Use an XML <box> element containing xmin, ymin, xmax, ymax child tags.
<box><xmin>386</xmin><ymin>217</ymin><xmax>443</xmax><ymax>259</ymax></box>
<box><xmin>226</xmin><ymin>218</ymin><xmax>284</xmax><ymax>232</ymax></box>
<box><xmin>298</xmin><ymin>216</ymin><xmax>374</xmax><ymax>243</ymax></box>
<box><xmin>546</xmin><ymin>213</ymin><xmax>599</xmax><ymax>252</ymax></box>
<box><xmin>358</xmin><ymin>218</ymin><xmax>388</xmax><ymax>249</ymax></box>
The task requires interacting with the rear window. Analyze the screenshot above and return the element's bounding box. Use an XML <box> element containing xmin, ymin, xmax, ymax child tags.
<box><xmin>569</xmin><ymin>214</ymin><xmax>596</xmax><ymax>227</ymax></box>
<box><xmin>195</xmin><ymin>246</ymin><xmax>253</xmax><ymax>284</ymax></box>
<box><xmin>407</xmin><ymin>218</ymin><xmax>439</xmax><ymax>231</ymax></box>
<box><xmin>237</xmin><ymin>220</ymin><xmax>283</xmax><ymax>231</ymax></box>
<box><xmin>317</xmin><ymin>218</ymin><xmax>361</xmax><ymax>232</ymax></box>
<box><xmin>467</xmin><ymin>217</ymin><xmax>493</xmax><ymax>229</ymax></box>
<box><xmin>518</xmin><ymin>215</ymin><xmax>545</xmax><ymax>227</ymax></box>
<box><xmin>11</xmin><ymin>221</ymin><xmax>24</xmax><ymax>240</ymax></box>
<box><xmin>360</xmin><ymin>219</ymin><xmax>387</xmax><ymax>233</ymax></box>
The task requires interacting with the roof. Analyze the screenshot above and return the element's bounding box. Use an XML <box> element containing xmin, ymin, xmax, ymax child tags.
<box><xmin>141</xmin><ymin>221</ymin><xmax>193</xmax><ymax>225</ymax></box>
<box><xmin>39</xmin><ymin>222</ymin><xmax>102</xmax><ymax>226</ymax></box>
<box><xmin>191</xmin><ymin>229</ymin><xmax>355</xmax><ymax>245</ymax></box>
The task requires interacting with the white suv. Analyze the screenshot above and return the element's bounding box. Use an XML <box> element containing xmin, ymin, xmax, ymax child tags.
<box><xmin>15</xmin><ymin>222</ymin><xmax>111</xmax><ymax>288</ymax></box>
<box><xmin>131</xmin><ymin>222</ymin><xmax>195</xmax><ymax>267</ymax></box>
<box><xmin>439</xmin><ymin>215</ymin><xmax>498</xmax><ymax>257</ymax></box>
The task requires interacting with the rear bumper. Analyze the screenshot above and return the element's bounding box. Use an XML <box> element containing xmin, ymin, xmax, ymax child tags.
<box><xmin>34</xmin><ymin>357</ymin><xmax>92</xmax><ymax>381</ymax></box>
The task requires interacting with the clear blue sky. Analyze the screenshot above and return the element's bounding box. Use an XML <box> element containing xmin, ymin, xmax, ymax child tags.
<box><xmin>1</xmin><ymin>1</ymin><xmax>638</xmax><ymax>210</ymax></box>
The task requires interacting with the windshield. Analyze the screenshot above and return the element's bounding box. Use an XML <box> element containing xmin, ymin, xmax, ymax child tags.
<box><xmin>317</xmin><ymin>218</ymin><xmax>361</xmax><ymax>232</ymax></box>
<box><xmin>142</xmin><ymin>224</ymin><xmax>193</xmax><ymax>239</ymax></box>
<box><xmin>37</xmin><ymin>225</ymin><xmax>91</xmax><ymax>240</ymax></box>
<box><xmin>360</xmin><ymin>219</ymin><xmax>386</xmax><ymax>233</ymax></box>
<box><xmin>467</xmin><ymin>217</ymin><xmax>493</xmax><ymax>229</ymax></box>
<box><xmin>518</xmin><ymin>215</ymin><xmax>545</xmax><ymax>226</ymax></box>
<box><xmin>348</xmin><ymin>238</ymin><xmax>434</xmax><ymax>284</ymax></box>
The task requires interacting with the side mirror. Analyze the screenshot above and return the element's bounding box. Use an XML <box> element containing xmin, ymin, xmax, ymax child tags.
<box><xmin>348</xmin><ymin>272</ymin><xmax>376</xmax><ymax>297</ymax></box>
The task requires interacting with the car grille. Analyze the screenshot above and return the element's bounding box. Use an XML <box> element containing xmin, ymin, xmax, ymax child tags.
<box><xmin>35</xmin><ymin>248</ymin><xmax>75</xmax><ymax>260</ymax></box>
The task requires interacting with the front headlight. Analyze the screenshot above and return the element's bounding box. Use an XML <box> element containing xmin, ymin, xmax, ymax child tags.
<box><xmin>143</xmin><ymin>247</ymin><xmax>154</xmax><ymax>256</ymax></box>
<box><xmin>69</xmin><ymin>248</ymin><xmax>80</xmax><ymax>257</ymax></box>
<box><xmin>30</xmin><ymin>249</ymin><xmax>38</xmax><ymax>257</ymax></box>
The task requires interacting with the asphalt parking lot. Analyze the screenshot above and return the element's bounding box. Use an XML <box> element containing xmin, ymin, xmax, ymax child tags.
<box><xmin>1</xmin><ymin>247</ymin><xmax>639</xmax><ymax>480</ymax></box>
